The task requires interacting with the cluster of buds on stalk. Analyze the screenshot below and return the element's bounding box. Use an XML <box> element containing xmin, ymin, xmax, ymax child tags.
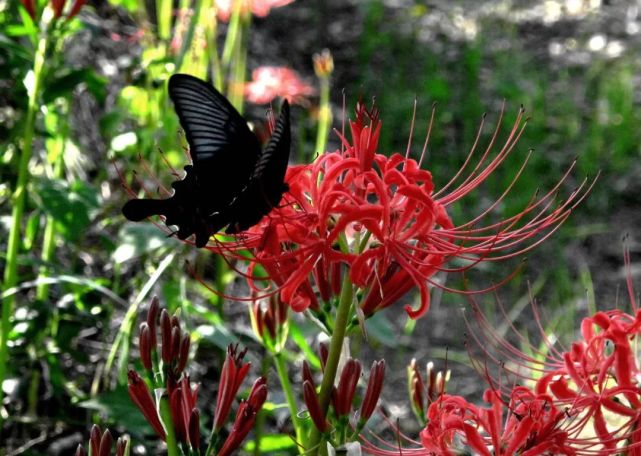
<box><xmin>19</xmin><ymin>0</ymin><xmax>86</xmax><ymax>22</ymax></box>
<box><xmin>249</xmin><ymin>294</ymin><xmax>289</xmax><ymax>353</ymax></box>
<box><xmin>75</xmin><ymin>425</ymin><xmax>129</xmax><ymax>456</ymax></box>
<box><xmin>407</xmin><ymin>359</ymin><xmax>450</xmax><ymax>425</ymax></box>
<box><xmin>127</xmin><ymin>296</ymin><xmax>267</xmax><ymax>455</ymax></box>
<box><xmin>302</xmin><ymin>356</ymin><xmax>385</xmax><ymax>443</ymax></box>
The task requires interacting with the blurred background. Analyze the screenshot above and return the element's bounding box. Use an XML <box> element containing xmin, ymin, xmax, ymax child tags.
<box><xmin>1</xmin><ymin>0</ymin><xmax>641</xmax><ymax>453</ymax></box>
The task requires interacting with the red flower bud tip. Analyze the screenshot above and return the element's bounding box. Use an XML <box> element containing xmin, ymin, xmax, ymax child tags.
<box><xmin>213</xmin><ymin>344</ymin><xmax>251</xmax><ymax>432</ymax></box>
<box><xmin>90</xmin><ymin>424</ymin><xmax>102</xmax><ymax>456</ymax></box>
<box><xmin>176</xmin><ymin>333</ymin><xmax>190</xmax><ymax>374</ymax></box>
<box><xmin>335</xmin><ymin>359</ymin><xmax>361</xmax><ymax>417</ymax></box>
<box><xmin>127</xmin><ymin>370</ymin><xmax>167</xmax><ymax>440</ymax></box>
<box><xmin>170</xmin><ymin>386</ymin><xmax>187</xmax><ymax>443</ymax></box>
<box><xmin>66</xmin><ymin>0</ymin><xmax>86</xmax><ymax>20</ymax></box>
<box><xmin>360</xmin><ymin>359</ymin><xmax>385</xmax><ymax>422</ymax></box>
<box><xmin>302</xmin><ymin>360</ymin><xmax>315</xmax><ymax>388</ymax></box>
<box><xmin>19</xmin><ymin>0</ymin><xmax>37</xmax><ymax>20</ymax></box>
<box><xmin>51</xmin><ymin>0</ymin><xmax>65</xmax><ymax>18</ymax></box>
<box><xmin>248</xmin><ymin>377</ymin><xmax>268</xmax><ymax>409</ymax></box>
<box><xmin>170</xmin><ymin>325</ymin><xmax>181</xmax><ymax>363</ymax></box>
<box><xmin>170</xmin><ymin>315</ymin><xmax>180</xmax><ymax>329</ymax></box>
<box><xmin>99</xmin><ymin>430</ymin><xmax>113</xmax><ymax>456</ymax></box>
<box><xmin>408</xmin><ymin>358</ymin><xmax>425</xmax><ymax>420</ymax></box>
<box><xmin>139</xmin><ymin>322</ymin><xmax>152</xmax><ymax>370</ymax></box>
<box><xmin>318</xmin><ymin>343</ymin><xmax>328</xmax><ymax>372</ymax></box>
<box><xmin>146</xmin><ymin>296</ymin><xmax>160</xmax><ymax>347</ymax></box>
<box><xmin>160</xmin><ymin>309</ymin><xmax>172</xmax><ymax>363</ymax></box>
<box><xmin>188</xmin><ymin>408</ymin><xmax>201</xmax><ymax>450</ymax></box>
<box><xmin>74</xmin><ymin>444</ymin><xmax>86</xmax><ymax>456</ymax></box>
<box><xmin>115</xmin><ymin>436</ymin><xmax>128</xmax><ymax>456</ymax></box>
<box><xmin>303</xmin><ymin>380</ymin><xmax>328</xmax><ymax>432</ymax></box>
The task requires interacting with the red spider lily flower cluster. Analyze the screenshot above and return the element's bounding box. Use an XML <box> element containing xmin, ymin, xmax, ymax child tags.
<box><xmin>244</xmin><ymin>66</ymin><xmax>316</xmax><ymax>105</ymax></box>
<box><xmin>208</xmin><ymin>100</ymin><xmax>593</xmax><ymax>321</ymax></box>
<box><xmin>75</xmin><ymin>425</ymin><xmax>129</xmax><ymax>456</ymax></box>
<box><xmin>127</xmin><ymin>297</ymin><xmax>267</xmax><ymax>454</ymax></box>
<box><xmin>447</xmin><ymin>262</ymin><xmax>641</xmax><ymax>455</ymax></box>
<box><xmin>20</xmin><ymin>0</ymin><xmax>86</xmax><ymax>21</ymax></box>
<box><xmin>408</xmin><ymin>359</ymin><xmax>450</xmax><ymax>425</ymax></box>
<box><xmin>215</xmin><ymin>0</ymin><xmax>295</xmax><ymax>22</ymax></box>
<box><xmin>420</xmin><ymin>387</ymin><xmax>573</xmax><ymax>456</ymax></box>
<box><xmin>302</xmin><ymin>358</ymin><xmax>385</xmax><ymax>435</ymax></box>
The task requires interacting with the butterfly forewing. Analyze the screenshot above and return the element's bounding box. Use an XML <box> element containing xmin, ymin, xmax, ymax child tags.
<box><xmin>168</xmin><ymin>74</ymin><xmax>260</xmax><ymax>190</ymax></box>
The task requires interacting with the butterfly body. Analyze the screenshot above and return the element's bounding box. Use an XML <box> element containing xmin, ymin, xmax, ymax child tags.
<box><xmin>122</xmin><ymin>74</ymin><xmax>291</xmax><ymax>247</ymax></box>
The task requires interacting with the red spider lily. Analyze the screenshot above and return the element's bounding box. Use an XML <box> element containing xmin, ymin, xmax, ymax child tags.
<box><xmin>125</xmin><ymin>99</ymin><xmax>593</xmax><ymax>321</ymax></box>
<box><xmin>244</xmin><ymin>66</ymin><xmax>315</xmax><ymax>105</ymax></box>
<box><xmin>332</xmin><ymin>358</ymin><xmax>362</xmax><ymax>417</ymax></box>
<box><xmin>206</xmin><ymin>100</ymin><xmax>593</xmax><ymax>321</ymax></box>
<box><xmin>420</xmin><ymin>387</ymin><xmax>574</xmax><ymax>456</ymax></box>
<box><xmin>461</xmin><ymin>254</ymin><xmax>641</xmax><ymax>455</ymax></box>
<box><xmin>215</xmin><ymin>0</ymin><xmax>295</xmax><ymax>22</ymax></box>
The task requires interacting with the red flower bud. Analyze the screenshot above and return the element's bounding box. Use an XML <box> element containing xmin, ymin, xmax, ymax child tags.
<box><xmin>160</xmin><ymin>309</ymin><xmax>172</xmax><ymax>363</ymax></box>
<box><xmin>214</xmin><ymin>344</ymin><xmax>251</xmax><ymax>431</ymax></box>
<box><xmin>115</xmin><ymin>437</ymin><xmax>128</xmax><ymax>456</ymax></box>
<box><xmin>188</xmin><ymin>408</ymin><xmax>201</xmax><ymax>450</ymax></box>
<box><xmin>318</xmin><ymin>343</ymin><xmax>328</xmax><ymax>372</ymax></box>
<box><xmin>334</xmin><ymin>359</ymin><xmax>361</xmax><ymax>417</ymax></box>
<box><xmin>51</xmin><ymin>0</ymin><xmax>65</xmax><ymax>18</ymax></box>
<box><xmin>98</xmin><ymin>430</ymin><xmax>113</xmax><ymax>456</ymax></box>
<box><xmin>302</xmin><ymin>360</ymin><xmax>315</xmax><ymax>388</ymax></box>
<box><xmin>139</xmin><ymin>322</ymin><xmax>152</xmax><ymax>370</ymax></box>
<box><xmin>66</xmin><ymin>0</ymin><xmax>86</xmax><ymax>19</ymax></box>
<box><xmin>146</xmin><ymin>296</ymin><xmax>159</xmax><ymax>347</ymax></box>
<box><xmin>303</xmin><ymin>380</ymin><xmax>328</xmax><ymax>432</ymax></box>
<box><xmin>19</xmin><ymin>0</ymin><xmax>37</xmax><ymax>20</ymax></box>
<box><xmin>176</xmin><ymin>333</ymin><xmax>190</xmax><ymax>374</ymax></box>
<box><xmin>127</xmin><ymin>370</ymin><xmax>166</xmax><ymax>440</ymax></box>
<box><xmin>360</xmin><ymin>359</ymin><xmax>385</xmax><ymax>422</ymax></box>
<box><xmin>90</xmin><ymin>424</ymin><xmax>102</xmax><ymax>456</ymax></box>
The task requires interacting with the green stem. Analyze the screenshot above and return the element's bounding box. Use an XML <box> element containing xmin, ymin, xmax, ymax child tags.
<box><xmin>36</xmin><ymin>136</ymin><xmax>65</xmax><ymax>301</ymax></box>
<box><xmin>0</xmin><ymin>29</ymin><xmax>49</xmax><ymax>428</ymax></box>
<box><xmin>274</xmin><ymin>351</ymin><xmax>306</xmax><ymax>452</ymax></box>
<box><xmin>315</xmin><ymin>75</ymin><xmax>331</xmax><ymax>155</ymax></box>
<box><xmin>308</xmin><ymin>273</ymin><xmax>354</xmax><ymax>454</ymax></box>
<box><xmin>159</xmin><ymin>395</ymin><xmax>180</xmax><ymax>456</ymax></box>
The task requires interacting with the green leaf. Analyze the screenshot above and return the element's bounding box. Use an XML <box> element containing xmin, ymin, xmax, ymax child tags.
<box><xmin>34</xmin><ymin>178</ymin><xmax>100</xmax><ymax>242</ymax></box>
<box><xmin>244</xmin><ymin>434</ymin><xmax>296</xmax><ymax>453</ymax></box>
<box><xmin>112</xmin><ymin>224</ymin><xmax>176</xmax><ymax>262</ymax></box>
<box><xmin>79</xmin><ymin>385</ymin><xmax>154</xmax><ymax>435</ymax></box>
<box><xmin>43</xmin><ymin>69</ymin><xmax>108</xmax><ymax>105</ymax></box>
<box><xmin>364</xmin><ymin>312</ymin><xmax>398</xmax><ymax>348</ymax></box>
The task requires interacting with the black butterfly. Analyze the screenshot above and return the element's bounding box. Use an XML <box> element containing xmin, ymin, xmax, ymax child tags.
<box><xmin>122</xmin><ymin>73</ymin><xmax>291</xmax><ymax>248</ymax></box>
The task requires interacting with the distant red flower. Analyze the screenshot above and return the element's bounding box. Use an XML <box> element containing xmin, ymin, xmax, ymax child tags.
<box><xmin>215</xmin><ymin>0</ymin><xmax>295</xmax><ymax>22</ymax></box>
<box><xmin>244</xmin><ymin>66</ymin><xmax>315</xmax><ymax>105</ymax></box>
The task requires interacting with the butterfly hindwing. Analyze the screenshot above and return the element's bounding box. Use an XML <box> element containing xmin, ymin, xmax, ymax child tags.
<box><xmin>225</xmin><ymin>100</ymin><xmax>291</xmax><ymax>233</ymax></box>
